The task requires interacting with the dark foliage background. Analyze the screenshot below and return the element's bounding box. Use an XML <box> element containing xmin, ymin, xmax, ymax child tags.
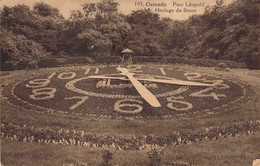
<box><xmin>1</xmin><ymin>0</ymin><xmax>259</xmax><ymax>69</ymax></box>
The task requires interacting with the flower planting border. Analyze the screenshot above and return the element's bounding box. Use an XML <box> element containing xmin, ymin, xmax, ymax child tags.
<box><xmin>1</xmin><ymin>121</ymin><xmax>259</xmax><ymax>150</ymax></box>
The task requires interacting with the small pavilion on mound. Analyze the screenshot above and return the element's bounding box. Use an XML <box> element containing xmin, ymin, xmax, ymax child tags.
<box><xmin>121</xmin><ymin>48</ymin><xmax>133</xmax><ymax>65</ymax></box>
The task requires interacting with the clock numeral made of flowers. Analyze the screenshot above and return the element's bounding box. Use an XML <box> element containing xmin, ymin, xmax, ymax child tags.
<box><xmin>184</xmin><ymin>73</ymin><xmax>229</xmax><ymax>101</ymax></box>
<box><xmin>26</xmin><ymin>72</ymin><xmax>57</xmax><ymax>100</ymax></box>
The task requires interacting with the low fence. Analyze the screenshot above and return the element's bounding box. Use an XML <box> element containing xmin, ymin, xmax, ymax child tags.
<box><xmin>1</xmin><ymin>56</ymin><xmax>247</xmax><ymax>71</ymax></box>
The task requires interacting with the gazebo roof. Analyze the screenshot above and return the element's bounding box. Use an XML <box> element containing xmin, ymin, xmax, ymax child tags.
<box><xmin>121</xmin><ymin>48</ymin><xmax>133</xmax><ymax>54</ymax></box>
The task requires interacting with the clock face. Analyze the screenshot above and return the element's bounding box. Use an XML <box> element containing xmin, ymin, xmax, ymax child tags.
<box><xmin>10</xmin><ymin>65</ymin><xmax>246</xmax><ymax>118</ymax></box>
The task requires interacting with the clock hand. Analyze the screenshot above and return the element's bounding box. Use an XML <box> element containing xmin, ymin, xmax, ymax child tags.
<box><xmin>116</xmin><ymin>67</ymin><xmax>161</xmax><ymax>108</ymax></box>
<box><xmin>135</xmin><ymin>78</ymin><xmax>214</xmax><ymax>87</ymax></box>
<box><xmin>87</xmin><ymin>75</ymin><xmax>213</xmax><ymax>87</ymax></box>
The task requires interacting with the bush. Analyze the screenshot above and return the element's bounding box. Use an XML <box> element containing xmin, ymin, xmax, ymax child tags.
<box><xmin>132</xmin><ymin>56</ymin><xmax>246</xmax><ymax>68</ymax></box>
<box><xmin>93</xmin><ymin>56</ymin><xmax>122</xmax><ymax>64</ymax></box>
<box><xmin>38</xmin><ymin>58</ymin><xmax>59</xmax><ymax>68</ymax></box>
<box><xmin>38</xmin><ymin>57</ymin><xmax>94</xmax><ymax>68</ymax></box>
<box><xmin>1</xmin><ymin>61</ymin><xmax>19</xmax><ymax>71</ymax></box>
<box><xmin>4</xmin><ymin>55</ymin><xmax>246</xmax><ymax>70</ymax></box>
<box><xmin>101</xmin><ymin>150</ymin><xmax>113</xmax><ymax>166</ymax></box>
<box><xmin>16</xmin><ymin>60</ymin><xmax>39</xmax><ymax>70</ymax></box>
<box><xmin>66</xmin><ymin>57</ymin><xmax>93</xmax><ymax>64</ymax></box>
<box><xmin>0</xmin><ymin>28</ymin><xmax>49</xmax><ymax>66</ymax></box>
<box><xmin>147</xmin><ymin>148</ymin><xmax>163</xmax><ymax>166</ymax></box>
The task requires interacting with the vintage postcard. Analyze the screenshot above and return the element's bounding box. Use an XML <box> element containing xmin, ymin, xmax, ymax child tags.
<box><xmin>0</xmin><ymin>0</ymin><xmax>259</xmax><ymax>165</ymax></box>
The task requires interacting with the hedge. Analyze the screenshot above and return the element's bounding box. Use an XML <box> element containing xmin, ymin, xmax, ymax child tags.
<box><xmin>2</xmin><ymin>56</ymin><xmax>246</xmax><ymax>71</ymax></box>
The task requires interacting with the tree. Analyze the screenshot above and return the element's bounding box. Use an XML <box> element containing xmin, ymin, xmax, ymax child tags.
<box><xmin>0</xmin><ymin>27</ymin><xmax>49</xmax><ymax>65</ymax></box>
<box><xmin>33</xmin><ymin>2</ymin><xmax>63</xmax><ymax>18</ymax></box>
<box><xmin>181</xmin><ymin>0</ymin><xmax>259</xmax><ymax>68</ymax></box>
<box><xmin>124</xmin><ymin>9</ymin><xmax>172</xmax><ymax>56</ymax></box>
<box><xmin>1</xmin><ymin>3</ymin><xmax>66</xmax><ymax>54</ymax></box>
<box><xmin>67</xmin><ymin>0</ymin><xmax>131</xmax><ymax>56</ymax></box>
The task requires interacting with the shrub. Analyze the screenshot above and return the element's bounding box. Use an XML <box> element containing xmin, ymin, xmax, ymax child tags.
<box><xmin>147</xmin><ymin>148</ymin><xmax>163</xmax><ymax>166</ymax></box>
<box><xmin>38</xmin><ymin>58</ymin><xmax>59</xmax><ymax>68</ymax></box>
<box><xmin>1</xmin><ymin>61</ymin><xmax>19</xmax><ymax>71</ymax></box>
<box><xmin>66</xmin><ymin>57</ymin><xmax>93</xmax><ymax>64</ymax></box>
<box><xmin>93</xmin><ymin>56</ymin><xmax>122</xmax><ymax>64</ymax></box>
<box><xmin>100</xmin><ymin>150</ymin><xmax>113</xmax><ymax>166</ymax></box>
<box><xmin>0</xmin><ymin>28</ymin><xmax>49</xmax><ymax>66</ymax></box>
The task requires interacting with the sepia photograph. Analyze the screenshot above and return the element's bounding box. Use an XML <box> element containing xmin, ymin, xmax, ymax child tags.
<box><xmin>0</xmin><ymin>0</ymin><xmax>259</xmax><ymax>165</ymax></box>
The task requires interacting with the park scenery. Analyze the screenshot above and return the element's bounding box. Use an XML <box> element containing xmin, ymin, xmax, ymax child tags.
<box><xmin>0</xmin><ymin>0</ymin><xmax>260</xmax><ymax>165</ymax></box>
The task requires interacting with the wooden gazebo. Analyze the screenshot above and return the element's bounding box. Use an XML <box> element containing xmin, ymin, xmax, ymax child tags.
<box><xmin>121</xmin><ymin>48</ymin><xmax>133</xmax><ymax>65</ymax></box>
